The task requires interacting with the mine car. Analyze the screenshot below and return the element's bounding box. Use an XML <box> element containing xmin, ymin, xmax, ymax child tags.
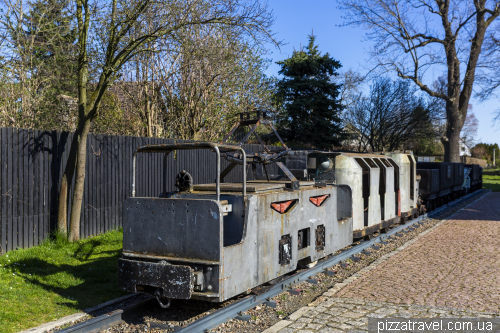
<box><xmin>466</xmin><ymin>164</ymin><xmax>483</xmax><ymax>191</ymax></box>
<box><xmin>381</xmin><ymin>151</ymin><xmax>421</xmax><ymax>221</ymax></box>
<box><xmin>417</xmin><ymin>162</ymin><xmax>466</xmax><ymax>211</ymax></box>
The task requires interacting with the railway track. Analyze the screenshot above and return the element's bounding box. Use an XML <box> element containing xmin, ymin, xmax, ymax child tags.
<box><xmin>58</xmin><ymin>190</ymin><xmax>487</xmax><ymax>333</ymax></box>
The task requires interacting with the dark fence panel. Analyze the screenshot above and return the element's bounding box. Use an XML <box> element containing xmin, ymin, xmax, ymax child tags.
<box><xmin>0</xmin><ymin>127</ymin><xmax>283</xmax><ymax>253</ymax></box>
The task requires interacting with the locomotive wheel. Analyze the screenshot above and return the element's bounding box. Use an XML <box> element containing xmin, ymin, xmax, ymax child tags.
<box><xmin>400</xmin><ymin>216</ymin><xmax>407</xmax><ymax>224</ymax></box>
<box><xmin>380</xmin><ymin>227</ymin><xmax>389</xmax><ymax>234</ymax></box>
<box><xmin>363</xmin><ymin>234</ymin><xmax>373</xmax><ymax>241</ymax></box>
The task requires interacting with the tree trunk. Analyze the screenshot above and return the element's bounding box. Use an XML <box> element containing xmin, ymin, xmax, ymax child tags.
<box><xmin>146</xmin><ymin>101</ymin><xmax>153</xmax><ymax>137</ymax></box>
<box><xmin>68</xmin><ymin>118</ymin><xmax>92</xmax><ymax>242</ymax></box>
<box><xmin>443</xmin><ymin>100</ymin><xmax>463</xmax><ymax>162</ymax></box>
<box><xmin>57</xmin><ymin>138</ymin><xmax>78</xmax><ymax>234</ymax></box>
<box><xmin>443</xmin><ymin>124</ymin><xmax>461</xmax><ymax>163</ymax></box>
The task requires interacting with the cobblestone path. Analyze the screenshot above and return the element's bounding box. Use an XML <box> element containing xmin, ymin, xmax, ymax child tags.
<box><xmin>263</xmin><ymin>192</ymin><xmax>500</xmax><ymax>333</ymax></box>
<box><xmin>264</xmin><ymin>298</ymin><xmax>498</xmax><ymax>333</ymax></box>
<box><xmin>336</xmin><ymin>192</ymin><xmax>500</xmax><ymax>313</ymax></box>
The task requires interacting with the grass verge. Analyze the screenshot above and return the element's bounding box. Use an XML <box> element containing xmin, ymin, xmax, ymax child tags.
<box><xmin>0</xmin><ymin>229</ymin><xmax>127</xmax><ymax>333</ymax></box>
<box><xmin>483</xmin><ymin>174</ymin><xmax>500</xmax><ymax>192</ymax></box>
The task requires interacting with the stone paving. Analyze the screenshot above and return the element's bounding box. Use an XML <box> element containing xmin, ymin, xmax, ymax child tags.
<box><xmin>263</xmin><ymin>298</ymin><xmax>498</xmax><ymax>333</ymax></box>
<box><xmin>263</xmin><ymin>192</ymin><xmax>500</xmax><ymax>333</ymax></box>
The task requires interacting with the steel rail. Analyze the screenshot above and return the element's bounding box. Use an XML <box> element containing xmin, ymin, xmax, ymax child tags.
<box><xmin>58</xmin><ymin>190</ymin><xmax>486</xmax><ymax>333</ymax></box>
<box><xmin>58</xmin><ymin>297</ymin><xmax>154</xmax><ymax>333</ymax></box>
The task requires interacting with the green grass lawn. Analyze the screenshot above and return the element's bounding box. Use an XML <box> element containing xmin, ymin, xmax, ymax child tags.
<box><xmin>0</xmin><ymin>230</ymin><xmax>127</xmax><ymax>333</ymax></box>
<box><xmin>483</xmin><ymin>174</ymin><xmax>500</xmax><ymax>192</ymax></box>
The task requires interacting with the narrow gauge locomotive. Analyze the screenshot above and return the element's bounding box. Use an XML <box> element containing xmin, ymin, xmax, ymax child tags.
<box><xmin>118</xmin><ymin>112</ymin><xmax>354</xmax><ymax>307</ymax></box>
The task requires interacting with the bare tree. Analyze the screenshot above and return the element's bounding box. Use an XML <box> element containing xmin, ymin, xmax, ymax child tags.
<box><xmin>159</xmin><ymin>26</ymin><xmax>275</xmax><ymax>140</ymax></box>
<box><xmin>344</xmin><ymin>77</ymin><xmax>440</xmax><ymax>152</ymax></box>
<box><xmin>338</xmin><ymin>0</ymin><xmax>500</xmax><ymax>162</ymax></box>
<box><xmin>335</xmin><ymin>69</ymin><xmax>366</xmax><ymax>110</ymax></box>
<box><xmin>461</xmin><ymin>106</ymin><xmax>479</xmax><ymax>149</ymax></box>
<box><xmin>58</xmin><ymin>0</ymin><xmax>278</xmax><ymax>241</ymax></box>
<box><xmin>113</xmin><ymin>21</ymin><xmax>275</xmax><ymax>140</ymax></box>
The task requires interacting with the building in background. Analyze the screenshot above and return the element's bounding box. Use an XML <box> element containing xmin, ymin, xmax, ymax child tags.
<box><xmin>460</xmin><ymin>138</ymin><xmax>471</xmax><ymax>157</ymax></box>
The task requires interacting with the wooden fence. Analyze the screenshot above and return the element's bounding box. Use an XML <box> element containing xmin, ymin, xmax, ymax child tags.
<box><xmin>0</xmin><ymin>127</ymin><xmax>280</xmax><ymax>254</ymax></box>
<box><xmin>461</xmin><ymin>156</ymin><xmax>487</xmax><ymax>168</ymax></box>
<box><xmin>416</xmin><ymin>155</ymin><xmax>487</xmax><ymax>167</ymax></box>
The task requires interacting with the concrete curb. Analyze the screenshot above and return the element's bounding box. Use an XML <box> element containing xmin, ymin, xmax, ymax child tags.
<box><xmin>18</xmin><ymin>293</ymin><xmax>137</xmax><ymax>333</ymax></box>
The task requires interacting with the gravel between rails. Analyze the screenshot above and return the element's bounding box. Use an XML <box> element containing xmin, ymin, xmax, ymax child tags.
<box><xmin>57</xmin><ymin>190</ymin><xmax>487</xmax><ymax>333</ymax></box>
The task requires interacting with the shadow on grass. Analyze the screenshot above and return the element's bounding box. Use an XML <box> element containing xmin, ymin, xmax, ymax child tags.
<box><xmin>73</xmin><ymin>238</ymin><xmax>108</xmax><ymax>261</ymax></box>
<box><xmin>11</xmin><ymin>252</ymin><xmax>127</xmax><ymax>311</ymax></box>
<box><xmin>483</xmin><ymin>183</ymin><xmax>500</xmax><ymax>192</ymax></box>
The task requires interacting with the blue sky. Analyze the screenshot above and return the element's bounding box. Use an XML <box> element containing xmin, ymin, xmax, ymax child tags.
<box><xmin>263</xmin><ymin>0</ymin><xmax>499</xmax><ymax>146</ymax></box>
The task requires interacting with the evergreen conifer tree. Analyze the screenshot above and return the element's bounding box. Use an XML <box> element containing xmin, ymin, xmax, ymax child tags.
<box><xmin>18</xmin><ymin>0</ymin><xmax>78</xmax><ymax>97</ymax></box>
<box><xmin>275</xmin><ymin>34</ymin><xmax>345</xmax><ymax>148</ymax></box>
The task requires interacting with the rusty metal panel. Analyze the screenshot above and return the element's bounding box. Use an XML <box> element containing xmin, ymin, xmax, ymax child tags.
<box><xmin>117</xmin><ymin>258</ymin><xmax>194</xmax><ymax>299</ymax></box>
<box><xmin>122</xmin><ymin>198</ymin><xmax>222</xmax><ymax>262</ymax></box>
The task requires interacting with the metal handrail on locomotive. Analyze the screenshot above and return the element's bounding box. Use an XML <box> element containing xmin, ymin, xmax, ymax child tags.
<box><xmin>118</xmin><ymin>111</ymin><xmax>354</xmax><ymax>307</ymax></box>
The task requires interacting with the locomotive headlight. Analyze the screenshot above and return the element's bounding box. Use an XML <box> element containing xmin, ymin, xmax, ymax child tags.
<box><xmin>318</xmin><ymin>158</ymin><xmax>333</xmax><ymax>171</ymax></box>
